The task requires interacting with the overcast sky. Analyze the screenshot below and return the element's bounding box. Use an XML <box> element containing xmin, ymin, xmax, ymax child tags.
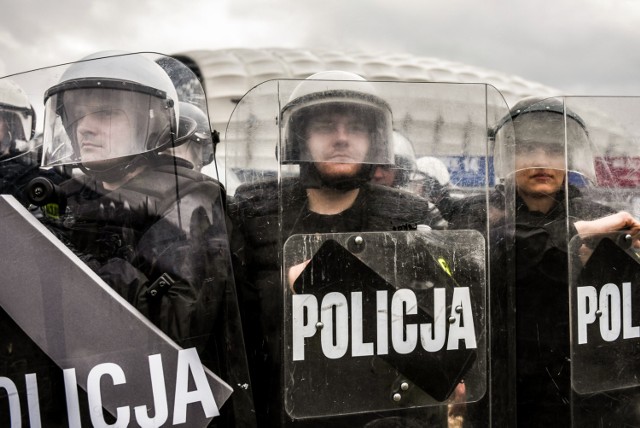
<box><xmin>2</xmin><ymin>0</ymin><xmax>639</xmax><ymax>95</ymax></box>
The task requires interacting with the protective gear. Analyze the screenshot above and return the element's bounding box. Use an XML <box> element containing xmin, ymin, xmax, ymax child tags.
<box><xmin>415</xmin><ymin>156</ymin><xmax>451</xmax><ymax>187</ymax></box>
<box><xmin>41</xmin><ymin>51</ymin><xmax>180</xmax><ymax>179</ymax></box>
<box><xmin>0</xmin><ymin>53</ymin><xmax>255</xmax><ymax>427</ymax></box>
<box><xmin>0</xmin><ymin>193</ymin><xmax>235</xmax><ymax>427</ymax></box>
<box><xmin>0</xmin><ymin>77</ymin><xmax>65</xmax><ymax>209</ymax></box>
<box><xmin>0</xmin><ymin>79</ymin><xmax>41</xmax><ymax>170</ymax></box>
<box><xmin>492</xmin><ymin>96</ymin><xmax>597</xmax><ymax>184</ymax></box>
<box><xmin>230</xmin><ymin>178</ymin><xmax>449</xmax><ymax>426</ymax></box>
<box><xmin>0</xmin><ymin>78</ymin><xmax>35</xmax><ymax>144</ymax></box>
<box><xmin>280</xmin><ymin>71</ymin><xmax>393</xmax><ymax>189</ymax></box>
<box><xmin>170</xmin><ymin>101</ymin><xmax>215</xmax><ymax>169</ymax></box>
<box><xmin>562</xmin><ymin>96</ymin><xmax>640</xmax><ymax>427</ymax></box>
<box><xmin>372</xmin><ymin>130</ymin><xmax>417</xmax><ymax>188</ymax></box>
<box><xmin>225</xmin><ymin>77</ymin><xmax>508</xmax><ymax>427</ymax></box>
<box><xmin>411</xmin><ymin>155</ymin><xmax>453</xmax><ymax>218</ymax></box>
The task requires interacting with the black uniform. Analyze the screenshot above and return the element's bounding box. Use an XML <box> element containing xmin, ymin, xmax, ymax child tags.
<box><xmin>40</xmin><ymin>156</ymin><xmax>254</xmax><ymax>427</ymax></box>
<box><xmin>0</xmin><ymin>147</ymin><xmax>67</xmax><ymax>207</ymax></box>
<box><xmin>229</xmin><ymin>178</ymin><xmax>449</xmax><ymax>427</ymax></box>
<box><xmin>450</xmin><ymin>184</ymin><xmax>614</xmax><ymax>428</ymax></box>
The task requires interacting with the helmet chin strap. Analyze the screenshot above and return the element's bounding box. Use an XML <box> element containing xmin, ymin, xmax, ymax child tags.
<box><xmin>77</xmin><ymin>131</ymin><xmax>176</xmax><ymax>184</ymax></box>
<box><xmin>80</xmin><ymin>153</ymin><xmax>151</xmax><ymax>184</ymax></box>
<box><xmin>300</xmin><ymin>163</ymin><xmax>375</xmax><ymax>191</ymax></box>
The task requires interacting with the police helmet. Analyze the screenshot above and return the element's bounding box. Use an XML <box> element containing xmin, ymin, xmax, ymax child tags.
<box><xmin>492</xmin><ymin>96</ymin><xmax>596</xmax><ymax>182</ymax></box>
<box><xmin>415</xmin><ymin>156</ymin><xmax>451</xmax><ymax>187</ymax></box>
<box><xmin>280</xmin><ymin>71</ymin><xmax>393</xmax><ymax>167</ymax></box>
<box><xmin>0</xmin><ymin>78</ymin><xmax>37</xmax><ymax>162</ymax></box>
<box><xmin>41</xmin><ymin>51</ymin><xmax>179</xmax><ymax>171</ymax></box>
<box><xmin>170</xmin><ymin>101</ymin><xmax>215</xmax><ymax>169</ymax></box>
<box><xmin>388</xmin><ymin>131</ymin><xmax>417</xmax><ymax>187</ymax></box>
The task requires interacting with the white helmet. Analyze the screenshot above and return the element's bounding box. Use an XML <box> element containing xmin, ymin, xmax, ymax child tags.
<box><xmin>389</xmin><ymin>131</ymin><xmax>417</xmax><ymax>186</ymax></box>
<box><xmin>0</xmin><ymin>78</ymin><xmax>36</xmax><ymax>157</ymax></box>
<box><xmin>415</xmin><ymin>156</ymin><xmax>451</xmax><ymax>186</ymax></box>
<box><xmin>41</xmin><ymin>51</ymin><xmax>180</xmax><ymax>170</ymax></box>
<box><xmin>280</xmin><ymin>71</ymin><xmax>393</xmax><ymax>166</ymax></box>
<box><xmin>492</xmin><ymin>96</ymin><xmax>596</xmax><ymax>183</ymax></box>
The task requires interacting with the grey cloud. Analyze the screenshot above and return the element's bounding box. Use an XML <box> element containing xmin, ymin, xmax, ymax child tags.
<box><xmin>2</xmin><ymin>0</ymin><xmax>640</xmax><ymax>96</ymax></box>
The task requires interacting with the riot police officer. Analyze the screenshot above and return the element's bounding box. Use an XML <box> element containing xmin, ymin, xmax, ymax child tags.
<box><xmin>229</xmin><ymin>71</ymin><xmax>450</xmax><ymax>427</ymax></box>
<box><xmin>411</xmin><ymin>156</ymin><xmax>453</xmax><ymax>222</ymax></box>
<box><xmin>0</xmin><ymin>78</ymin><xmax>58</xmax><ymax>205</ymax></box>
<box><xmin>37</xmin><ymin>52</ymin><xmax>253</xmax><ymax>427</ymax></box>
<box><xmin>168</xmin><ymin>101</ymin><xmax>216</xmax><ymax>171</ymax></box>
<box><xmin>371</xmin><ymin>130</ymin><xmax>416</xmax><ymax>189</ymax></box>
<box><xmin>449</xmin><ymin>96</ymin><xmax>640</xmax><ymax>427</ymax></box>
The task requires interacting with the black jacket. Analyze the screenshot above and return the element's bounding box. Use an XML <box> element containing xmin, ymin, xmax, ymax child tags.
<box><xmin>449</xmin><ymin>184</ymin><xmax>615</xmax><ymax>428</ymax></box>
<box><xmin>41</xmin><ymin>157</ymin><xmax>254</xmax><ymax>427</ymax></box>
<box><xmin>229</xmin><ymin>178</ymin><xmax>448</xmax><ymax>427</ymax></box>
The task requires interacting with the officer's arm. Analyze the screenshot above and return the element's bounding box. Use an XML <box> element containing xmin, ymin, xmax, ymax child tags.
<box><xmin>575</xmin><ymin>211</ymin><xmax>640</xmax><ymax>237</ymax></box>
<box><xmin>133</xmin><ymin>185</ymin><xmax>228</xmax><ymax>349</ymax></box>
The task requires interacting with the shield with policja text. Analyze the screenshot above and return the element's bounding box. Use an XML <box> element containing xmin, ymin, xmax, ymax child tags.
<box><xmin>563</xmin><ymin>96</ymin><xmax>640</xmax><ymax>427</ymax></box>
<box><xmin>0</xmin><ymin>52</ymin><xmax>250</xmax><ymax>428</ymax></box>
<box><xmin>283</xmin><ymin>230</ymin><xmax>486</xmax><ymax>418</ymax></box>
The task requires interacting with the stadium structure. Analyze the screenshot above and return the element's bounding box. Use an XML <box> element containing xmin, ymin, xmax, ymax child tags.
<box><xmin>173</xmin><ymin>48</ymin><xmax>560</xmax><ymax>130</ymax></box>
<box><xmin>173</xmin><ymin>49</ymin><xmax>635</xmax><ymax>200</ymax></box>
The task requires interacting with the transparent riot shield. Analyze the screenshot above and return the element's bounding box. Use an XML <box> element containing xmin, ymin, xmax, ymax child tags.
<box><xmin>561</xmin><ymin>96</ymin><xmax>640</xmax><ymax>427</ymax></box>
<box><xmin>283</xmin><ymin>231</ymin><xmax>485</xmax><ymax>418</ymax></box>
<box><xmin>0</xmin><ymin>53</ymin><xmax>254</xmax><ymax>427</ymax></box>
<box><xmin>224</xmin><ymin>78</ymin><xmax>513</xmax><ymax>425</ymax></box>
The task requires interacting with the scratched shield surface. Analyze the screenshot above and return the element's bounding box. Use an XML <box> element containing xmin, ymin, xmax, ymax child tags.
<box><xmin>283</xmin><ymin>230</ymin><xmax>486</xmax><ymax>419</ymax></box>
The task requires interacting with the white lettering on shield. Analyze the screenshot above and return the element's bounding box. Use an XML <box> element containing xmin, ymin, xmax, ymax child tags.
<box><xmin>577</xmin><ymin>282</ymin><xmax>640</xmax><ymax>344</ymax></box>
<box><xmin>0</xmin><ymin>348</ymin><xmax>218</xmax><ymax>427</ymax></box>
<box><xmin>292</xmin><ymin>288</ymin><xmax>477</xmax><ymax>361</ymax></box>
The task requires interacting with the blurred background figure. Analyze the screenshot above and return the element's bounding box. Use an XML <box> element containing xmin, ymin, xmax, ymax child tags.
<box><xmin>370</xmin><ymin>131</ymin><xmax>454</xmax><ymax>219</ymax></box>
<box><xmin>411</xmin><ymin>155</ymin><xmax>453</xmax><ymax>220</ymax></box>
<box><xmin>0</xmin><ymin>79</ymin><xmax>35</xmax><ymax>157</ymax></box>
<box><xmin>371</xmin><ymin>130</ymin><xmax>416</xmax><ymax>188</ymax></box>
<box><xmin>166</xmin><ymin>101</ymin><xmax>216</xmax><ymax>171</ymax></box>
<box><xmin>0</xmin><ymin>78</ymin><xmax>45</xmax><ymax>205</ymax></box>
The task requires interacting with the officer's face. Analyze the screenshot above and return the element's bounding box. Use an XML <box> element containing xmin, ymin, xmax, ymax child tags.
<box><xmin>305</xmin><ymin>112</ymin><xmax>371</xmax><ymax>179</ymax></box>
<box><xmin>75</xmin><ymin>109</ymin><xmax>135</xmax><ymax>164</ymax></box>
<box><xmin>371</xmin><ymin>165</ymin><xmax>396</xmax><ymax>187</ymax></box>
<box><xmin>513</xmin><ymin>114</ymin><xmax>566</xmax><ymax>197</ymax></box>
<box><xmin>65</xmin><ymin>89</ymin><xmax>140</xmax><ymax>164</ymax></box>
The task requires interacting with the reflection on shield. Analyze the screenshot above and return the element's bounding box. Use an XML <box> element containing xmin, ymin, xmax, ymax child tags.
<box><xmin>283</xmin><ymin>231</ymin><xmax>486</xmax><ymax>419</ymax></box>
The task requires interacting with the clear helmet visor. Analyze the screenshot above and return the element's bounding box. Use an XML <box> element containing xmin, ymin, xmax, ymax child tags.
<box><xmin>0</xmin><ymin>107</ymin><xmax>38</xmax><ymax>162</ymax></box>
<box><xmin>282</xmin><ymin>94</ymin><xmax>394</xmax><ymax>167</ymax></box>
<box><xmin>0</xmin><ymin>107</ymin><xmax>34</xmax><ymax>142</ymax></box>
<box><xmin>494</xmin><ymin>111</ymin><xmax>596</xmax><ymax>185</ymax></box>
<box><xmin>42</xmin><ymin>87</ymin><xmax>174</xmax><ymax>167</ymax></box>
<box><xmin>168</xmin><ymin>131</ymin><xmax>214</xmax><ymax>169</ymax></box>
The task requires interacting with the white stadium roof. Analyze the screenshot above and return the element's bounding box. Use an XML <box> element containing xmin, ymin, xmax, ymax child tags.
<box><xmin>173</xmin><ymin>48</ymin><xmax>561</xmax><ymax>129</ymax></box>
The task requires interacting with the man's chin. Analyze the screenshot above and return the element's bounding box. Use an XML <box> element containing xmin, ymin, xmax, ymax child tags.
<box><xmin>315</xmin><ymin>162</ymin><xmax>362</xmax><ymax>178</ymax></box>
<box><xmin>82</xmin><ymin>158</ymin><xmax>125</xmax><ymax>171</ymax></box>
<box><xmin>518</xmin><ymin>184</ymin><xmax>562</xmax><ymax>199</ymax></box>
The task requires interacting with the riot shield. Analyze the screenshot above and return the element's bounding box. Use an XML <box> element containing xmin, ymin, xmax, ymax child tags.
<box><xmin>0</xmin><ymin>195</ymin><xmax>231</xmax><ymax>426</ymax></box>
<box><xmin>224</xmin><ymin>78</ymin><xmax>513</xmax><ymax>425</ymax></box>
<box><xmin>283</xmin><ymin>231</ymin><xmax>485</xmax><ymax>418</ymax></box>
<box><xmin>0</xmin><ymin>53</ymin><xmax>253</xmax><ymax>427</ymax></box>
<box><xmin>562</xmin><ymin>97</ymin><xmax>640</xmax><ymax>427</ymax></box>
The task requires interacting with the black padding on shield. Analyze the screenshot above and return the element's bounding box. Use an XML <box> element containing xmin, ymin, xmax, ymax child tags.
<box><xmin>572</xmin><ymin>237</ymin><xmax>640</xmax><ymax>392</ymax></box>
<box><xmin>291</xmin><ymin>239</ymin><xmax>476</xmax><ymax>406</ymax></box>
